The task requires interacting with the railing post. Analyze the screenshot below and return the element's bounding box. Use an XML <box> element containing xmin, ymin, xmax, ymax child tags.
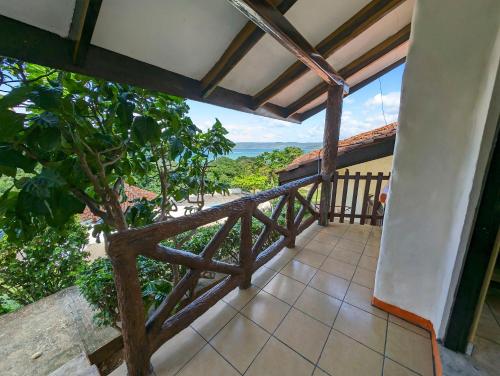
<box><xmin>287</xmin><ymin>189</ymin><xmax>296</xmax><ymax>247</ymax></box>
<box><xmin>319</xmin><ymin>84</ymin><xmax>344</xmax><ymax>225</ymax></box>
<box><xmin>107</xmin><ymin>238</ymin><xmax>151</xmax><ymax>376</ymax></box>
<box><xmin>239</xmin><ymin>205</ymin><xmax>254</xmax><ymax>289</ymax></box>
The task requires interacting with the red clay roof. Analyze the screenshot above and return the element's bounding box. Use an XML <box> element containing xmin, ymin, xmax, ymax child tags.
<box><xmin>283</xmin><ymin>122</ymin><xmax>398</xmax><ymax>172</ymax></box>
<box><xmin>80</xmin><ymin>184</ymin><xmax>157</xmax><ymax>223</ymax></box>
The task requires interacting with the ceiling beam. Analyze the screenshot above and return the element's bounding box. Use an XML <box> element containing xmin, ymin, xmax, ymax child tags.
<box><xmin>201</xmin><ymin>0</ymin><xmax>297</xmax><ymax>98</ymax></box>
<box><xmin>227</xmin><ymin>0</ymin><xmax>348</xmax><ymax>93</ymax></box>
<box><xmin>299</xmin><ymin>57</ymin><xmax>406</xmax><ymax>121</ymax></box>
<box><xmin>253</xmin><ymin>0</ymin><xmax>406</xmax><ymax>108</ymax></box>
<box><xmin>71</xmin><ymin>0</ymin><xmax>102</xmax><ymax>65</ymax></box>
<box><xmin>286</xmin><ymin>24</ymin><xmax>411</xmax><ymax>117</ymax></box>
<box><xmin>0</xmin><ymin>15</ymin><xmax>300</xmax><ymax>123</ymax></box>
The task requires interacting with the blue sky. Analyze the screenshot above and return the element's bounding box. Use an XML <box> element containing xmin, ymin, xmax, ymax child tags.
<box><xmin>187</xmin><ymin>64</ymin><xmax>405</xmax><ymax>143</ymax></box>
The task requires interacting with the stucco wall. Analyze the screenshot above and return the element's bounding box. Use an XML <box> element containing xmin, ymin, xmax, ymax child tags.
<box><xmin>374</xmin><ymin>0</ymin><xmax>500</xmax><ymax>337</ymax></box>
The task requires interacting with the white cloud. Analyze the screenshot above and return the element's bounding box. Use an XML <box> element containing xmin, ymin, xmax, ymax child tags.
<box><xmin>365</xmin><ymin>91</ymin><xmax>401</xmax><ymax>110</ymax></box>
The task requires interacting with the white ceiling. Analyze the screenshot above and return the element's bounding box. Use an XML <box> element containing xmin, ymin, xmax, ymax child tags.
<box><xmin>0</xmin><ymin>0</ymin><xmax>76</xmax><ymax>37</ymax></box>
<box><xmin>0</xmin><ymin>0</ymin><xmax>415</xmax><ymax>119</ymax></box>
<box><xmin>91</xmin><ymin>0</ymin><xmax>248</xmax><ymax>80</ymax></box>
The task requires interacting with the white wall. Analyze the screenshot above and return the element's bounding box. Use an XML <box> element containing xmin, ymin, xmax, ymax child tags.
<box><xmin>374</xmin><ymin>0</ymin><xmax>500</xmax><ymax>337</ymax></box>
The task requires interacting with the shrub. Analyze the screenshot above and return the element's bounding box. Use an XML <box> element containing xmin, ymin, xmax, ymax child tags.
<box><xmin>0</xmin><ymin>218</ymin><xmax>89</xmax><ymax>312</ymax></box>
<box><xmin>77</xmin><ymin>256</ymin><xmax>173</xmax><ymax>327</ymax></box>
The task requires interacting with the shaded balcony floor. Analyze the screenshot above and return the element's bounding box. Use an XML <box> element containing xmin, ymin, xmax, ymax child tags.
<box><xmin>112</xmin><ymin>222</ymin><xmax>436</xmax><ymax>376</ymax></box>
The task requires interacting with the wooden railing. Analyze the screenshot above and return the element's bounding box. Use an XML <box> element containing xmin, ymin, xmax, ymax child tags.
<box><xmin>330</xmin><ymin>170</ymin><xmax>390</xmax><ymax>225</ymax></box>
<box><xmin>106</xmin><ymin>175</ymin><xmax>321</xmax><ymax>375</ymax></box>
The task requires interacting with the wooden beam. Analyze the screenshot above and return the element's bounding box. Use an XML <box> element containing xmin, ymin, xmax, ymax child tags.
<box><xmin>319</xmin><ymin>85</ymin><xmax>343</xmax><ymax>225</ymax></box>
<box><xmin>71</xmin><ymin>0</ymin><xmax>102</xmax><ymax>65</ymax></box>
<box><xmin>253</xmin><ymin>0</ymin><xmax>405</xmax><ymax>107</ymax></box>
<box><xmin>0</xmin><ymin>15</ymin><xmax>300</xmax><ymax>123</ymax></box>
<box><xmin>200</xmin><ymin>0</ymin><xmax>297</xmax><ymax>98</ymax></box>
<box><xmin>286</xmin><ymin>24</ymin><xmax>411</xmax><ymax>117</ymax></box>
<box><xmin>227</xmin><ymin>0</ymin><xmax>348</xmax><ymax>91</ymax></box>
<box><xmin>299</xmin><ymin>57</ymin><xmax>406</xmax><ymax>121</ymax></box>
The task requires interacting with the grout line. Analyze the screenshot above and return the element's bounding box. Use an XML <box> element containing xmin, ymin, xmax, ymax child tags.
<box><xmin>176</xmin><ymin>224</ymin><xmax>383</xmax><ymax>375</ymax></box>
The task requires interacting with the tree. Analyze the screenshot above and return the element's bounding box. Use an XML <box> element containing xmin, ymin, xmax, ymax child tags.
<box><xmin>232</xmin><ymin>174</ymin><xmax>268</xmax><ymax>193</ymax></box>
<box><xmin>0</xmin><ymin>218</ymin><xmax>88</xmax><ymax>311</ymax></box>
<box><xmin>0</xmin><ymin>58</ymin><xmax>233</xmax><ymax>240</ymax></box>
<box><xmin>254</xmin><ymin>146</ymin><xmax>303</xmax><ymax>186</ymax></box>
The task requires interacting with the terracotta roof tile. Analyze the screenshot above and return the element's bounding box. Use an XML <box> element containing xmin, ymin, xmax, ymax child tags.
<box><xmin>283</xmin><ymin>122</ymin><xmax>398</xmax><ymax>171</ymax></box>
<box><xmin>79</xmin><ymin>184</ymin><xmax>157</xmax><ymax>223</ymax></box>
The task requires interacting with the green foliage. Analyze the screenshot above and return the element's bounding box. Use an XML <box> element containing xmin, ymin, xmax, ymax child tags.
<box><xmin>0</xmin><ymin>58</ymin><xmax>233</xmax><ymax>238</ymax></box>
<box><xmin>77</xmin><ymin>256</ymin><xmax>172</xmax><ymax>327</ymax></box>
<box><xmin>0</xmin><ymin>218</ymin><xmax>89</xmax><ymax>312</ymax></box>
<box><xmin>254</xmin><ymin>146</ymin><xmax>303</xmax><ymax>186</ymax></box>
<box><xmin>232</xmin><ymin>174</ymin><xmax>269</xmax><ymax>193</ymax></box>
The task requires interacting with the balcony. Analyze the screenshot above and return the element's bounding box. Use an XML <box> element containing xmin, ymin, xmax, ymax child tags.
<box><xmin>111</xmin><ymin>222</ymin><xmax>435</xmax><ymax>376</ymax></box>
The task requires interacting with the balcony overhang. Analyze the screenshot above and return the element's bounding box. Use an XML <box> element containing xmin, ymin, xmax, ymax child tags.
<box><xmin>0</xmin><ymin>0</ymin><xmax>413</xmax><ymax>122</ymax></box>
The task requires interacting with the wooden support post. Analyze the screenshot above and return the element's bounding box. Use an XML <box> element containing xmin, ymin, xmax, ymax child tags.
<box><xmin>239</xmin><ymin>207</ymin><xmax>254</xmax><ymax>289</ymax></box>
<box><xmin>286</xmin><ymin>190</ymin><xmax>296</xmax><ymax>247</ymax></box>
<box><xmin>319</xmin><ymin>84</ymin><xmax>344</xmax><ymax>225</ymax></box>
<box><xmin>107</xmin><ymin>240</ymin><xmax>151</xmax><ymax>376</ymax></box>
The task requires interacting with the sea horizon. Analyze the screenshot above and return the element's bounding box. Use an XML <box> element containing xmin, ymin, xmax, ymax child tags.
<box><xmin>226</xmin><ymin>142</ymin><xmax>322</xmax><ymax>159</ymax></box>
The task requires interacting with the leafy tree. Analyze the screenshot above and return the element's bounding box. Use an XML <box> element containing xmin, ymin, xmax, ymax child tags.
<box><xmin>0</xmin><ymin>58</ymin><xmax>233</xmax><ymax>240</ymax></box>
<box><xmin>0</xmin><ymin>218</ymin><xmax>88</xmax><ymax>311</ymax></box>
<box><xmin>254</xmin><ymin>146</ymin><xmax>303</xmax><ymax>186</ymax></box>
<box><xmin>232</xmin><ymin>174</ymin><xmax>268</xmax><ymax>193</ymax></box>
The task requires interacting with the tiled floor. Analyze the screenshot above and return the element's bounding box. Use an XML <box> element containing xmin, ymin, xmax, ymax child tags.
<box><xmin>471</xmin><ymin>289</ymin><xmax>500</xmax><ymax>375</ymax></box>
<box><xmin>112</xmin><ymin>223</ymin><xmax>436</xmax><ymax>376</ymax></box>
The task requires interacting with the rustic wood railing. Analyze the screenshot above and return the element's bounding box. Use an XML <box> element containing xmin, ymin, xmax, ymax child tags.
<box><xmin>330</xmin><ymin>170</ymin><xmax>390</xmax><ymax>225</ymax></box>
<box><xmin>106</xmin><ymin>174</ymin><xmax>321</xmax><ymax>375</ymax></box>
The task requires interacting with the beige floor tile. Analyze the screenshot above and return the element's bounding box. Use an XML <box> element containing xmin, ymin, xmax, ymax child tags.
<box><xmin>363</xmin><ymin>244</ymin><xmax>380</xmax><ymax>258</ymax></box>
<box><xmin>263</xmin><ymin>273</ymin><xmax>306</xmax><ymax>304</ymax></box>
<box><xmin>223</xmin><ymin>285</ymin><xmax>260</xmax><ymax>310</ymax></box>
<box><xmin>486</xmin><ymin>292</ymin><xmax>500</xmax><ymax>321</ymax></box>
<box><xmin>313</xmin><ymin>231</ymin><xmax>341</xmax><ymax>246</ymax></box>
<box><xmin>343</xmin><ymin>231</ymin><xmax>369</xmax><ymax>243</ymax></box>
<box><xmin>333</xmin><ymin>303</ymin><xmax>387</xmax><ymax>353</ymax></box>
<box><xmin>312</xmin><ymin>367</ymin><xmax>330</xmax><ymax>376</ymax></box>
<box><xmin>251</xmin><ymin>266</ymin><xmax>277</xmax><ymax>288</ymax></box>
<box><xmin>367</xmin><ymin>238</ymin><xmax>381</xmax><ymax>248</ymax></box>
<box><xmin>320</xmin><ymin>257</ymin><xmax>356</xmax><ymax>280</ymax></box>
<box><xmin>275</xmin><ymin>308</ymin><xmax>330</xmax><ymax>363</ymax></box>
<box><xmin>389</xmin><ymin>315</ymin><xmax>430</xmax><ymax>339</ymax></box>
<box><xmin>320</xmin><ymin>224</ymin><xmax>348</xmax><ymax>237</ymax></box>
<box><xmin>266</xmin><ymin>248</ymin><xmax>297</xmax><ymax>271</ymax></box>
<box><xmin>358</xmin><ymin>255</ymin><xmax>378</xmax><ymax>272</ymax></box>
<box><xmin>309</xmin><ymin>270</ymin><xmax>349</xmax><ymax>300</ymax></box>
<box><xmin>177</xmin><ymin>345</ymin><xmax>239</xmax><ymax>376</ymax></box>
<box><xmin>344</xmin><ymin>282</ymin><xmax>388</xmax><ymax>320</ymax></box>
<box><xmin>471</xmin><ymin>336</ymin><xmax>500</xmax><ymax>376</ymax></box>
<box><xmin>294</xmin><ymin>286</ymin><xmax>341</xmax><ymax>326</ymax></box>
<box><xmin>352</xmin><ymin>267</ymin><xmax>376</xmax><ymax>289</ymax></box>
<box><xmin>330</xmin><ymin>247</ymin><xmax>361</xmax><ymax>265</ymax></box>
<box><xmin>476</xmin><ymin>305</ymin><xmax>500</xmax><ymax>345</ymax></box>
<box><xmin>151</xmin><ymin>327</ymin><xmax>206</xmax><ymax>376</ymax></box>
<box><xmin>300</xmin><ymin>225</ymin><xmax>321</xmax><ymax>239</ymax></box>
<box><xmin>318</xmin><ymin>330</ymin><xmax>383</xmax><ymax>376</ymax></box>
<box><xmin>294</xmin><ymin>249</ymin><xmax>327</xmax><ymax>268</ymax></box>
<box><xmin>294</xmin><ymin>235</ymin><xmax>311</xmax><ymax>248</ymax></box>
<box><xmin>241</xmin><ymin>290</ymin><xmax>290</xmax><ymax>333</ymax></box>
<box><xmin>246</xmin><ymin>337</ymin><xmax>314</xmax><ymax>376</ymax></box>
<box><xmin>383</xmin><ymin>358</ymin><xmax>419</xmax><ymax>376</ymax></box>
<box><xmin>386</xmin><ymin>322</ymin><xmax>434</xmax><ymax>376</ymax></box>
<box><xmin>211</xmin><ymin>314</ymin><xmax>270</xmax><ymax>373</ymax></box>
<box><xmin>335</xmin><ymin>239</ymin><xmax>365</xmax><ymax>254</ymax></box>
<box><xmin>191</xmin><ymin>300</ymin><xmax>238</xmax><ymax>340</ymax></box>
<box><xmin>304</xmin><ymin>239</ymin><xmax>335</xmax><ymax>256</ymax></box>
<box><xmin>281</xmin><ymin>259</ymin><xmax>317</xmax><ymax>284</ymax></box>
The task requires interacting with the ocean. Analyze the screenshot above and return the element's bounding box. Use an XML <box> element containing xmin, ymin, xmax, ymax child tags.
<box><xmin>227</xmin><ymin>142</ymin><xmax>322</xmax><ymax>159</ymax></box>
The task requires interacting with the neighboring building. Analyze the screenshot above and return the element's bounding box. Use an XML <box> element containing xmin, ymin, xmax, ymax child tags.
<box><xmin>278</xmin><ymin>122</ymin><xmax>397</xmax><ymax>184</ymax></box>
<box><xmin>278</xmin><ymin>123</ymin><xmax>397</xmax><ymax>222</ymax></box>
